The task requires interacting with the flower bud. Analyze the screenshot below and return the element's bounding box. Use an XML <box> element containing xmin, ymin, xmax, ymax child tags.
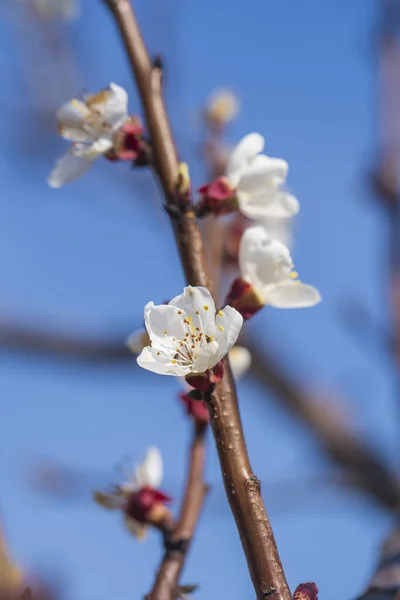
<box><xmin>293</xmin><ymin>583</ymin><xmax>318</xmax><ymax>600</ymax></box>
<box><xmin>197</xmin><ymin>177</ymin><xmax>238</xmax><ymax>217</ymax></box>
<box><xmin>107</xmin><ymin>117</ymin><xmax>146</xmax><ymax>162</ymax></box>
<box><xmin>124</xmin><ymin>486</ymin><xmax>172</xmax><ymax>528</ymax></box>
<box><xmin>225</xmin><ymin>277</ymin><xmax>264</xmax><ymax>320</ymax></box>
<box><xmin>180</xmin><ymin>390</ymin><xmax>210</xmax><ymax>424</ymax></box>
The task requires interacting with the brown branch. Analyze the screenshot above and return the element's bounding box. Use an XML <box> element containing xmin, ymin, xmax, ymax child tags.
<box><xmin>103</xmin><ymin>2</ymin><xmax>292</xmax><ymax>598</ymax></box>
<box><xmin>246</xmin><ymin>334</ymin><xmax>400</xmax><ymax>512</ymax></box>
<box><xmin>146</xmin><ymin>423</ymin><xmax>208</xmax><ymax>600</ymax></box>
<box><xmin>3</xmin><ymin>319</ymin><xmax>400</xmax><ymax>512</ymax></box>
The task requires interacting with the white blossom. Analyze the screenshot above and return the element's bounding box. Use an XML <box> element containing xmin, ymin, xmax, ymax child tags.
<box><xmin>226</xmin><ymin>133</ymin><xmax>299</xmax><ymax>220</ymax></box>
<box><xmin>48</xmin><ymin>83</ymin><xmax>128</xmax><ymax>188</ymax></box>
<box><xmin>94</xmin><ymin>446</ymin><xmax>163</xmax><ymax>510</ymax></box>
<box><xmin>137</xmin><ymin>286</ymin><xmax>243</xmax><ymax>377</ymax></box>
<box><xmin>239</xmin><ymin>225</ymin><xmax>321</xmax><ymax>308</ymax></box>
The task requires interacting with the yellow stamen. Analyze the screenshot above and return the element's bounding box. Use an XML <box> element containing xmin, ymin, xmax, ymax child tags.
<box><xmin>172</xmin><ymin>360</ymin><xmax>177</xmax><ymax>364</ymax></box>
<box><xmin>219</xmin><ymin>325</ymin><xmax>224</xmax><ymax>331</ymax></box>
<box><xmin>204</xmin><ymin>305</ymin><xmax>209</xmax><ymax>311</ymax></box>
<box><xmin>290</xmin><ymin>271</ymin><xmax>298</xmax><ymax>279</ymax></box>
<box><xmin>163</xmin><ymin>330</ymin><xmax>168</xmax><ymax>335</ymax></box>
<box><xmin>218</xmin><ymin>310</ymin><xmax>223</xmax><ymax>317</ymax></box>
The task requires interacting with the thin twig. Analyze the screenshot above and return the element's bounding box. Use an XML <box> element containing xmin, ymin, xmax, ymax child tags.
<box><xmin>2</xmin><ymin>319</ymin><xmax>399</xmax><ymax>511</ymax></box>
<box><xmin>246</xmin><ymin>334</ymin><xmax>400</xmax><ymax>512</ymax></box>
<box><xmin>146</xmin><ymin>423</ymin><xmax>208</xmax><ymax>600</ymax></box>
<box><xmin>103</xmin><ymin>2</ymin><xmax>292</xmax><ymax>598</ymax></box>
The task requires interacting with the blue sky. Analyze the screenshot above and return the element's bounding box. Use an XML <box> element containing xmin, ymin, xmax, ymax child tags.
<box><xmin>0</xmin><ymin>1</ymin><xmax>398</xmax><ymax>599</ymax></box>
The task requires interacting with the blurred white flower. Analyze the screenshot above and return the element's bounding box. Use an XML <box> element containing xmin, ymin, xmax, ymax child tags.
<box><xmin>229</xmin><ymin>346</ymin><xmax>251</xmax><ymax>379</ymax></box>
<box><xmin>227</xmin><ymin>133</ymin><xmax>299</xmax><ymax>220</ymax></box>
<box><xmin>48</xmin><ymin>83</ymin><xmax>128</xmax><ymax>187</ymax></box>
<box><xmin>205</xmin><ymin>89</ymin><xmax>239</xmax><ymax>125</ymax></box>
<box><xmin>136</xmin><ymin>286</ymin><xmax>243</xmax><ymax>377</ymax></box>
<box><xmin>239</xmin><ymin>226</ymin><xmax>321</xmax><ymax>308</ymax></box>
<box><xmin>94</xmin><ymin>447</ymin><xmax>170</xmax><ymax>540</ymax></box>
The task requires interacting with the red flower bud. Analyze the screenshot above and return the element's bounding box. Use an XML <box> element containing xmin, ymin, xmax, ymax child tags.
<box><xmin>197</xmin><ymin>177</ymin><xmax>238</xmax><ymax>216</ymax></box>
<box><xmin>106</xmin><ymin>117</ymin><xmax>146</xmax><ymax>162</ymax></box>
<box><xmin>125</xmin><ymin>486</ymin><xmax>172</xmax><ymax>524</ymax></box>
<box><xmin>225</xmin><ymin>277</ymin><xmax>264</xmax><ymax>320</ymax></box>
<box><xmin>180</xmin><ymin>390</ymin><xmax>209</xmax><ymax>423</ymax></box>
<box><xmin>293</xmin><ymin>583</ymin><xmax>318</xmax><ymax>600</ymax></box>
<box><xmin>185</xmin><ymin>371</ymin><xmax>211</xmax><ymax>392</ymax></box>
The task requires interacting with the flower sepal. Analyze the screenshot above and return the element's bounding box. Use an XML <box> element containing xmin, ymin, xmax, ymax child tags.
<box><xmin>105</xmin><ymin>117</ymin><xmax>148</xmax><ymax>163</ymax></box>
<box><xmin>196</xmin><ymin>177</ymin><xmax>238</xmax><ymax>217</ymax></box>
<box><xmin>180</xmin><ymin>390</ymin><xmax>210</xmax><ymax>424</ymax></box>
<box><xmin>185</xmin><ymin>360</ymin><xmax>224</xmax><ymax>392</ymax></box>
<box><xmin>124</xmin><ymin>485</ymin><xmax>173</xmax><ymax>528</ymax></box>
<box><xmin>225</xmin><ymin>277</ymin><xmax>265</xmax><ymax>320</ymax></box>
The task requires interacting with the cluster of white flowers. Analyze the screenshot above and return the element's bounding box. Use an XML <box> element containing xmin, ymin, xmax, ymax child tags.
<box><xmin>224</xmin><ymin>133</ymin><xmax>320</xmax><ymax>310</ymax></box>
<box><xmin>48</xmin><ymin>83</ymin><xmax>129</xmax><ymax>188</ymax></box>
<box><xmin>47</xmin><ymin>84</ymin><xmax>320</xmax><ymax>382</ymax></box>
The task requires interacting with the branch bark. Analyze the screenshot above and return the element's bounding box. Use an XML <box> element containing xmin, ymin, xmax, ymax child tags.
<box><xmin>147</xmin><ymin>423</ymin><xmax>208</xmax><ymax>600</ymax></box>
<box><xmin>103</xmin><ymin>2</ymin><xmax>292</xmax><ymax>598</ymax></box>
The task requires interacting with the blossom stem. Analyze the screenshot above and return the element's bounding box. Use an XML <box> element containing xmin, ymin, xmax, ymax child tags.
<box><xmin>103</xmin><ymin>1</ymin><xmax>292</xmax><ymax>598</ymax></box>
<box><xmin>146</xmin><ymin>422</ymin><xmax>208</xmax><ymax>600</ymax></box>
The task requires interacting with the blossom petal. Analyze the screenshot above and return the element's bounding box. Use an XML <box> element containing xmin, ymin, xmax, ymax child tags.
<box><xmin>72</xmin><ymin>138</ymin><xmax>113</xmax><ymax>158</ymax></box>
<box><xmin>266</xmin><ymin>282</ymin><xmax>321</xmax><ymax>308</ymax></box>
<box><xmin>56</xmin><ymin>100</ymin><xmax>90</xmax><ymax>142</ymax></box>
<box><xmin>135</xmin><ymin>447</ymin><xmax>163</xmax><ymax>488</ymax></box>
<box><xmin>47</xmin><ymin>151</ymin><xmax>94</xmax><ymax>188</ymax></box>
<box><xmin>124</xmin><ymin>516</ymin><xmax>147</xmax><ymax>540</ymax></box>
<box><xmin>239</xmin><ymin>226</ymin><xmax>292</xmax><ymax>290</ymax></box>
<box><xmin>228</xmin><ymin>346</ymin><xmax>251</xmax><ymax>379</ymax></box>
<box><xmin>169</xmin><ymin>286</ymin><xmax>216</xmax><ymax>333</ymax></box>
<box><xmin>137</xmin><ymin>346</ymin><xmax>190</xmax><ymax>376</ymax></box>
<box><xmin>260</xmin><ymin>192</ymin><xmax>299</xmax><ymax>218</ymax></box>
<box><xmin>238</xmin><ymin>190</ymin><xmax>299</xmax><ymax>220</ymax></box>
<box><xmin>104</xmin><ymin>83</ymin><xmax>129</xmax><ymax>129</ymax></box>
<box><xmin>93</xmin><ymin>490</ymin><xmax>125</xmax><ymax>510</ymax></box>
<box><xmin>227</xmin><ymin>133</ymin><xmax>265</xmax><ymax>179</ymax></box>
<box><xmin>238</xmin><ymin>155</ymin><xmax>288</xmax><ymax>193</ymax></box>
<box><xmin>144</xmin><ymin>302</ymin><xmax>187</xmax><ymax>350</ymax></box>
<box><xmin>214</xmin><ymin>306</ymin><xmax>243</xmax><ymax>363</ymax></box>
<box><xmin>191</xmin><ymin>339</ymin><xmax>219</xmax><ymax>373</ymax></box>
<box><xmin>86</xmin><ymin>83</ymin><xmax>128</xmax><ymax>130</ymax></box>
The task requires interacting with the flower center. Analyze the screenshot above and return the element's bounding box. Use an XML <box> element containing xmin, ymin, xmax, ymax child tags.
<box><xmin>169</xmin><ymin>310</ymin><xmax>213</xmax><ymax>367</ymax></box>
